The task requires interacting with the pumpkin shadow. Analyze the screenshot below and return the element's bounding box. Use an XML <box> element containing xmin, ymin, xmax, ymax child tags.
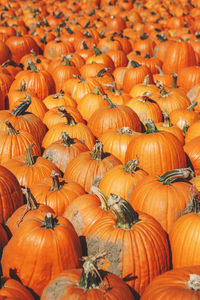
<box><xmin>122</xmin><ymin>273</ymin><xmax>140</xmax><ymax>300</ymax></box>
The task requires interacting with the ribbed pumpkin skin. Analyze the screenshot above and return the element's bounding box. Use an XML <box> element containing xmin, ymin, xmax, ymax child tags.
<box><xmin>0</xmin><ymin>166</ymin><xmax>23</xmax><ymax>224</ymax></box>
<box><xmin>1</xmin><ymin>213</ymin><xmax>82</xmax><ymax>297</ymax></box>
<box><xmin>169</xmin><ymin>213</ymin><xmax>200</xmax><ymax>269</ymax></box>
<box><xmin>185</xmin><ymin>120</ymin><xmax>200</xmax><ymax>143</ymax></box>
<box><xmin>0</xmin><ymin>278</ymin><xmax>35</xmax><ymax>300</ymax></box>
<box><xmin>99</xmin><ymin>164</ymin><xmax>148</xmax><ymax>201</ymax></box>
<box><xmin>3</xmin><ymin>156</ymin><xmax>61</xmax><ymax>189</ymax></box>
<box><xmin>41</xmin><ymin>268</ymin><xmax>136</xmax><ymax>300</ymax></box>
<box><xmin>64</xmin><ymin>152</ymin><xmax>121</xmax><ymax>193</ymax></box>
<box><xmin>64</xmin><ymin>193</ymin><xmax>112</xmax><ymax>237</ymax></box>
<box><xmin>30</xmin><ymin>178</ymin><xmax>86</xmax><ymax>216</ymax></box>
<box><xmin>140</xmin><ymin>265</ymin><xmax>200</xmax><ymax>300</ymax></box>
<box><xmin>42</xmin><ymin>122</ymin><xmax>96</xmax><ymax>150</ymax></box>
<box><xmin>125</xmin><ymin>131</ymin><xmax>186</xmax><ymax>175</ymax></box>
<box><xmin>86</xmin><ymin>212</ymin><xmax>170</xmax><ymax>296</ymax></box>
<box><xmin>87</xmin><ymin>105</ymin><xmax>142</xmax><ymax>139</ymax></box>
<box><xmin>184</xmin><ymin>136</ymin><xmax>200</xmax><ymax>176</ymax></box>
<box><xmin>129</xmin><ymin>175</ymin><xmax>192</xmax><ymax>233</ymax></box>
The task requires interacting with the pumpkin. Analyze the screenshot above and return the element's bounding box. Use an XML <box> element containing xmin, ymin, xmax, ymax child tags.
<box><xmin>30</xmin><ymin>171</ymin><xmax>86</xmax><ymax>216</ymax></box>
<box><xmin>0</xmin><ymin>165</ymin><xmax>24</xmax><ymax>227</ymax></box>
<box><xmin>2</xmin><ymin>143</ymin><xmax>61</xmax><ymax>189</ymax></box>
<box><xmin>125</xmin><ymin>120</ymin><xmax>187</xmax><ymax>175</ymax></box>
<box><xmin>41</xmin><ymin>254</ymin><xmax>135</xmax><ymax>300</ymax></box>
<box><xmin>43</xmin><ymin>132</ymin><xmax>89</xmax><ymax>173</ymax></box>
<box><xmin>129</xmin><ymin>168</ymin><xmax>194</xmax><ymax>233</ymax></box>
<box><xmin>43</xmin><ymin>91</ymin><xmax>77</xmax><ymax>110</ymax></box>
<box><xmin>87</xmin><ymin>95</ymin><xmax>142</xmax><ymax>139</ymax></box>
<box><xmin>64</xmin><ymin>141</ymin><xmax>121</xmax><ymax>192</ymax></box>
<box><xmin>1</xmin><ymin>212</ymin><xmax>82</xmax><ymax>297</ymax></box>
<box><xmin>140</xmin><ymin>265</ymin><xmax>200</xmax><ymax>300</ymax></box>
<box><xmin>0</xmin><ymin>121</ymin><xmax>41</xmax><ymax>164</ymax></box>
<box><xmin>6</xmin><ymin>187</ymin><xmax>54</xmax><ymax>236</ymax></box>
<box><xmin>0</xmin><ymin>277</ymin><xmax>35</xmax><ymax>300</ymax></box>
<box><xmin>99</xmin><ymin>158</ymin><xmax>148</xmax><ymax>201</ymax></box>
<box><xmin>169</xmin><ymin>194</ymin><xmax>200</xmax><ymax>268</ymax></box>
<box><xmin>86</xmin><ymin>194</ymin><xmax>170</xmax><ymax>295</ymax></box>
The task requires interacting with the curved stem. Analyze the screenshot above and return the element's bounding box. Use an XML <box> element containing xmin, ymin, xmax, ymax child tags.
<box><xmin>162</xmin><ymin>111</ymin><xmax>172</xmax><ymax>127</ymax></box>
<box><xmin>5</xmin><ymin>120</ymin><xmax>19</xmax><ymax>135</ymax></box>
<box><xmin>187</xmin><ymin>101</ymin><xmax>197</xmax><ymax>111</ymax></box>
<box><xmin>90</xmin><ymin>141</ymin><xmax>105</xmax><ymax>161</ymax></box>
<box><xmin>25</xmin><ymin>143</ymin><xmax>36</xmax><ymax>165</ymax></box>
<box><xmin>130</xmin><ymin>60</ymin><xmax>141</xmax><ymax>68</ymax></box>
<box><xmin>50</xmin><ymin>171</ymin><xmax>61</xmax><ymax>191</ymax></box>
<box><xmin>61</xmin><ymin>132</ymin><xmax>75</xmax><ymax>146</ymax></box>
<box><xmin>97</xmin><ymin>68</ymin><xmax>109</xmax><ymax>77</ymax></box>
<box><xmin>90</xmin><ymin>186</ymin><xmax>109</xmax><ymax>210</ymax></box>
<box><xmin>103</xmin><ymin>95</ymin><xmax>117</xmax><ymax>108</ymax></box>
<box><xmin>11</xmin><ymin>95</ymin><xmax>31</xmax><ymax>116</ymax></box>
<box><xmin>41</xmin><ymin>213</ymin><xmax>58</xmax><ymax>229</ymax></box>
<box><xmin>107</xmin><ymin>194</ymin><xmax>140</xmax><ymax>229</ymax></box>
<box><xmin>158</xmin><ymin>167</ymin><xmax>194</xmax><ymax>186</ymax></box>
<box><xmin>122</xmin><ymin>158</ymin><xmax>139</xmax><ymax>173</ymax></box>
<box><xmin>145</xmin><ymin>119</ymin><xmax>159</xmax><ymax>134</ymax></box>
<box><xmin>57</xmin><ymin>106</ymin><xmax>76</xmax><ymax>125</ymax></box>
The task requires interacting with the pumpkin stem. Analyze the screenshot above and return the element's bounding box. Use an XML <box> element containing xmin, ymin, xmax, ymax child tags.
<box><xmin>57</xmin><ymin>106</ymin><xmax>76</xmax><ymax>125</ymax></box>
<box><xmin>187</xmin><ymin>274</ymin><xmax>200</xmax><ymax>291</ymax></box>
<box><xmin>187</xmin><ymin>101</ymin><xmax>197</xmax><ymax>111</ymax></box>
<box><xmin>18</xmin><ymin>80</ymin><xmax>27</xmax><ymax>92</ymax></box>
<box><xmin>90</xmin><ymin>185</ymin><xmax>109</xmax><ymax>210</ymax></box>
<box><xmin>142</xmin><ymin>75</ymin><xmax>150</xmax><ymax>85</ymax></box>
<box><xmin>93</xmin><ymin>45</ymin><xmax>102</xmax><ymax>56</ymax></box>
<box><xmin>130</xmin><ymin>60</ymin><xmax>141</xmax><ymax>68</ymax></box>
<box><xmin>97</xmin><ymin>68</ymin><xmax>109</xmax><ymax>77</ymax></box>
<box><xmin>82</xmin><ymin>40</ymin><xmax>89</xmax><ymax>49</ymax></box>
<box><xmin>65</xmin><ymin>25</ymin><xmax>74</xmax><ymax>34</ymax></box>
<box><xmin>50</xmin><ymin>171</ymin><xmax>61</xmax><ymax>191</ymax></box>
<box><xmin>122</xmin><ymin>158</ymin><xmax>139</xmax><ymax>173</ymax></box>
<box><xmin>53</xmin><ymin>91</ymin><xmax>64</xmax><ymax>99</ymax></box>
<box><xmin>61</xmin><ymin>55</ymin><xmax>71</xmax><ymax>66</ymax></box>
<box><xmin>41</xmin><ymin>212</ymin><xmax>58</xmax><ymax>229</ymax></box>
<box><xmin>28</xmin><ymin>61</ymin><xmax>39</xmax><ymax>73</ymax></box>
<box><xmin>159</xmin><ymin>85</ymin><xmax>169</xmax><ymax>97</ymax></box>
<box><xmin>16</xmin><ymin>187</ymin><xmax>38</xmax><ymax>227</ymax></box>
<box><xmin>140</xmin><ymin>32</ymin><xmax>149</xmax><ymax>40</ymax></box>
<box><xmin>90</xmin><ymin>141</ymin><xmax>105</xmax><ymax>161</ymax></box>
<box><xmin>172</xmin><ymin>73</ymin><xmax>178</xmax><ymax>88</ymax></box>
<box><xmin>61</xmin><ymin>132</ymin><xmax>75</xmax><ymax>146</ymax></box>
<box><xmin>11</xmin><ymin>95</ymin><xmax>31</xmax><ymax>116</ymax></box>
<box><xmin>5</xmin><ymin>120</ymin><xmax>19</xmax><ymax>135</ymax></box>
<box><xmin>25</xmin><ymin>143</ymin><xmax>36</xmax><ymax>165</ymax></box>
<box><xmin>107</xmin><ymin>194</ymin><xmax>140</xmax><ymax>229</ymax></box>
<box><xmin>158</xmin><ymin>167</ymin><xmax>194</xmax><ymax>186</ymax></box>
<box><xmin>162</xmin><ymin>111</ymin><xmax>172</xmax><ymax>127</ymax></box>
<box><xmin>145</xmin><ymin>119</ymin><xmax>160</xmax><ymax>133</ymax></box>
<box><xmin>92</xmin><ymin>86</ymin><xmax>103</xmax><ymax>95</ymax></box>
<box><xmin>103</xmin><ymin>94</ymin><xmax>117</xmax><ymax>108</ymax></box>
<box><xmin>155</xmin><ymin>65</ymin><xmax>164</xmax><ymax>75</ymax></box>
<box><xmin>118</xmin><ymin>127</ymin><xmax>134</xmax><ymax>134</ymax></box>
<box><xmin>78</xmin><ymin>253</ymin><xmax>106</xmax><ymax>290</ymax></box>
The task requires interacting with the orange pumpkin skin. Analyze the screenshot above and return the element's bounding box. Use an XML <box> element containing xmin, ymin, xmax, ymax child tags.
<box><xmin>41</xmin><ymin>268</ymin><xmax>135</xmax><ymax>300</ymax></box>
<box><xmin>169</xmin><ymin>108</ymin><xmax>200</xmax><ymax>130</ymax></box>
<box><xmin>140</xmin><ymin>265</ymin><xmax>200</xmax><ymax>300</ymax></box>
<box><xmin>30</xmin><ymin>176</ymin><xmax>86</xmax><ymax>216</ymax></box>
<box><xmin>0</xmin><ymin>166</ymin><xmax>24</xmax><ymax>224</ymax></box>
<box><xmin>87</xmin><ymin>104</ymin><xmax>142</xmax><ymax>139</ymax></box>
<box><xmin>99</xmin><ymin>162</ymin><xmax>148</xmax><ymax>201</ymax></box>
<box><xmin>169</xmin><ymin>212</ymin><xmax>200</xmax><ymax>268</ymax></box>
<box><xmin>43</xmin><ymin>134</ymin><xmax>89</xmax><ymax>173</ymax></box>
<box><xmin>1</xmin><ymin>213</ymin><xmax>82</xmax><ymax>298</ymax></box>
<box><xmin>185</xmin><ymin>120</ymin><xmax>200</xmax><ymax>143</ymax></box>
<box><xmin>125</xmin><ymin>129</ymin><xmax>186</xmax><ymax>175</ymax></box>
<box><xmin>129</xmin><ymin>171</ymin><xmax>193</xmax><ymax>233</ymax></box>
<box><xmin>64</xmin><ymin>149</ymin><xmax>121</xmax><ymax>193</ymax></box>
<box><xmin>0</xmin><ymin>278</ymin><xmax>35</xmax><ymax>300</ymax></box>
<box><xmin>184</xmin><ymin>136</ymin><xmax>200</xmax><ymax>176</ymax></box>
<box><xmin>86</xmin><ymin>211</ymin><xmax>170</xmax><ymax>296</ymax></box>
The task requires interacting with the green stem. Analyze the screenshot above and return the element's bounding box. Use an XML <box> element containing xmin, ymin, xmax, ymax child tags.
<box><xmin>5</xmin><ymin>120</ymin><xmax>19</xmax><ymax>135</ymax></box>
<box><xmin>145</xmin><ymin>119</ymin><xmax>160</xmax><ymax>133</ymax></box>
<box><xmin>93</xmin><ymin>45</ymin><xmax>102</xmax><ymax>56</ymax></box>
<box><xmin>61</xmin><ymin>55</ymin><xmax>71</xmax><ymax>66</ymax></box>
<box><xmin>122</xmin><ymin>158</ymin><xmax>139</xmax><ymax>173</ymax></box>
<box><xmin>187</xmin><ymin>101</ymin><xmax>197</xmax><ymax>111</ymax></box>
<box><xmin>118</xmin><ymin>127</ymin><xmax>134</xmax><ymax>134</ymax></box>
<box><xmin>130</xmin><ymin>60</ymin><xmax>141</xmax><ymax>68</ymax></box>
<box><xmin>90</xmin><ymin>141</ymin><xmax>105</xmax><ymax>161</ymax></box>
<box><xmin>158</xmin><ymin>167</ymin><xmax>194</xmax><ymax>186</ymax></box>
<box><xmin>172</xmin><ymin>73</ymin><xmax>178</xmax><ymax>88</ymax></box>
<box><xmin>58</xmin><ymin>106</ymin><xmax>76</xmax><ymax>125</ymax></box>
<box><xmin>103</xmin><ymin>95</ymin><xmax>117</xmax><ymax>108</ymax></box>
<box><xmin>162</xmin><ymin>112</ymin><xmax>172</xmax><ymax>127</ymax></box>
<box><xmin>61</xmin><ymin>132</ymin><xmax>75</xmax><ymax>146</ymax></box>
<box><xmin>107</xmin><ymin>194</ymin><xmax>140</xmax><ymax>229</ymax></box>
<box><xmin>11</xmin><ymin>95</ymin><xmax>31</xmax><ymax>116</ymax></box>
<box><xmin>28</xmin><ymin>61</ymin><xmax>39</xmax><ymax>73</ymax></box>
<box><xmin>41</xmin><ymin>213</ymin><xmax>58</xmax><ymax>229</ymax></box>
<box><xmin>50</xmin><ymin>171</ymin><xmax>61</xmax><ymax>191</ymax></box>
<box><xmin>25</xmin><ymin>143</ymin><xmax>36</xmax><ymax>165</ymax></box>
<box><xmin>97</xmin><ymin>68</ymin><xmax>109</xmax><ymax>77</ymax></box>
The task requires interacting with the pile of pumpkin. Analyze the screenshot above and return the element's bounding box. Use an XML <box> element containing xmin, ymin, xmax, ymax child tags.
<box><xmin>1</xmin><ymin>0</ymin><xmax>200</xmax><ymax>298</ymax></box>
